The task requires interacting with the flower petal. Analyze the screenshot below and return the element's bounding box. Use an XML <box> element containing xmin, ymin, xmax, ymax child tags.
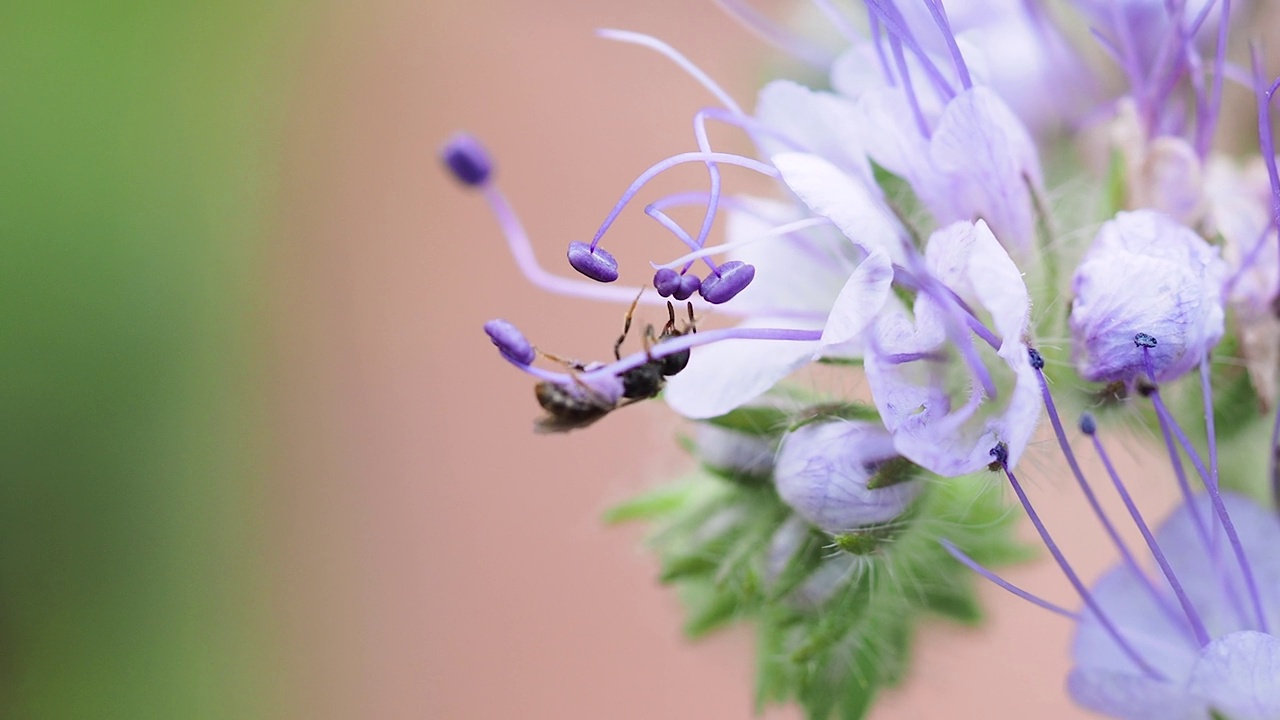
<box><xmin>756</xmin><ymin>80</ymin><xmax>873</xmax><ymax>186</ymax></box>
<box><xmin>771</xmin><ymin>151</ymin><xmax>910</xmax><ymax>264</ymax></box>
<box><xmin>663</xmin><ymin>318</ymin><xmax>821</xmax><ymax>419</ymax></box>
<box><xmin>1067</xmin><ymin>668</ymin><xmax>1199</xmax><ymax>720</ymax></box>
<box><xmin>820</xmin><ymin>245</ymin><xmax>894</xmax><ymax>349</ymax></box>
<box><xmin>1188</xmin><ymin>631</ymin><xmax>1280</xmax><ymax>720</ymax></box>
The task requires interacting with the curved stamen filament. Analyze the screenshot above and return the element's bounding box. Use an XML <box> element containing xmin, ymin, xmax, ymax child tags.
<box><xmin>863</xmin><ymin>0</ymin><xmax>956</xmax><ymax>102</ymax></box>
<box><xmin>597</xmin><ymin>29</ymin><xmax>744</xmax><ymax>115</ymax></box>
<box><xmin>588</xmin><ymin>152</ymin><xmax>781</xmax><ymax>251</ymax></box>
<box><xmin>480</xmin><ymin>184</ymin><xmax>699</xmax><ymax>308</ymax></box>
<box><xmin>940</xmin><ymin>539</ymin><xmax>1079</xmax><ymax>620</ymax></box>
<box><xmin>650</xmin><ymin>217</ymin><xmax>834</xmax><ymax>270</ymax></box>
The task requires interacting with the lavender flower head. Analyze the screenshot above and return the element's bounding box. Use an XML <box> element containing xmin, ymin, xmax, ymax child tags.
<box><xmin>1069</xmin><ymin>210</ymin><xmax>1226</xmax><ymax>384</ymax></box>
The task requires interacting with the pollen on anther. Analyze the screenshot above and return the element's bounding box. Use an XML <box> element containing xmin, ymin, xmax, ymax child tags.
<box><xmin>1028</xmin><ymin>348</ymin><xmax>1045</xmax><ymax>370</ymax></box>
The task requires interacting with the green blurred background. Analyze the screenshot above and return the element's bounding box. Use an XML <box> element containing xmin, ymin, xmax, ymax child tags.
<box><xmin>0</xmin><ymin>3</ymin><xmax>294</xmax><ymax>716</ymax></box>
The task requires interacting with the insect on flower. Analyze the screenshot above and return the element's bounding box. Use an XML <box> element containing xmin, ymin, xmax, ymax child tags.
<box><xmin>532</xmin><ymin>294</ymin><xmax>697</xmax><ymax>433</ymax></box>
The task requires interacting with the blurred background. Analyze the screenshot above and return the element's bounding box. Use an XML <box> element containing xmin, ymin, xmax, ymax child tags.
<box><xmin>5</xmin><ymin>1</ymin><xmax>1271</xmax><ymax>718</ymax></box>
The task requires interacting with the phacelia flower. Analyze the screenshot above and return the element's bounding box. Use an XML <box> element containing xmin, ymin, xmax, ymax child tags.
<box><xmin>1069</xmin><ymin>209</ymin><xmax>1227</xmax><ymax>384</ymax></box>
<box><xmin>774</xmin><ymin>420</ymin><xmax>922</xmax><ymax>533</ymax></box>
<box><xmin>865</xmin><ymin>219</ymin><xmax>1041</xmax><ymax>476</ymax></box>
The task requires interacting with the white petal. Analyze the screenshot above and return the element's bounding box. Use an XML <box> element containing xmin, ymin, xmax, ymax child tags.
<box><xmin>1067</xmin><ymin>668</ymin><xmax>1199</xmax><ymax>720</ymax></box>
<box><xmin>756</xmin><ymin>80</ymin><xmax>873</xmax><ymax>186</ymax></box>
<box><xmin>820</xmin><ymin>247</ymin><xmax>893</xmax><ymax>348</ymax></box>
<box><xmin>663</xmin><ymin>319</ymin><xmax>821</xmax><ymax>419</ymax></box>
<box><xmin>772</xmin><ymin>152</ymin><xmax>909</xmax><ymax>264</ymax></box>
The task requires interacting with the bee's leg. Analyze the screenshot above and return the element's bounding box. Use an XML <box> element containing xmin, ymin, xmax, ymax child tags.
<box><xmin>686</xmin><ymin>301</ymin><xmax>696</xmax><ymax>333</ymax></box>
<box><xmin>615</xmin><ymin>289</ymin><xmax>644</xmax><ymax>360</ymax></box>
<box><xmin>538</xmin><ymin>348</ymin><xmax>587</xmax><ymax>371</ymax></box>
<box><xmin>661</xmin><ymin>301</ymin><xmax>678</xmax><ymax>337</ymax></box>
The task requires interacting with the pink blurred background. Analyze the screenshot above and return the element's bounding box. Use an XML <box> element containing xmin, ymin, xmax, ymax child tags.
<box><xmin>266</xmin><ymin>1</ymin><xmax>1193</xmax><ymax>718</ymax></box>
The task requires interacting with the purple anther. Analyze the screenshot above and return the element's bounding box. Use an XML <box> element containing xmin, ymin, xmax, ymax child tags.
<box><xmin>441</xmin><ymin>132</ymin><xmax>493</xmax><ymax>187</ymax></box>
<box><xmin>567</xmin><ymin>241</ymin><xmax>619</xmax><ymax>283</ymax></box>
<box><xmin>653</xmin><ymin>268</ymin><xmax>681</xmax><ymax>297</ymax></box>
<box><xmin>698</xmin><ymin>261</ymin><xmax>754</xmax><ymax>304</ymax></box>
<box><xmin>672</xmin><ymin>273</ymin><xmax>701</xmax><ymax>301</ymax></box>
<box><xmin>484</xmin><ymin>319</ymin><xmax>536</xmax><ymax>366</ymax></box>
<box><xmin>1079</xmin><ymin>413</ymin><xmax>1097</xmax><ymax>436</ymax></box>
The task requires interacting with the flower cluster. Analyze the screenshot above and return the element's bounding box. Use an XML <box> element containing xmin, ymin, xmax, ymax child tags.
<box><xmin>446</xmin><ymin>0</ymin><xmax>1280</xmax><ymax>717</ymax></box>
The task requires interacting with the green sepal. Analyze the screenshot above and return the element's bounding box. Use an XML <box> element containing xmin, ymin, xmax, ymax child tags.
<box><xmin>681</xmin><ymin>580</ymin><xmax>743</xmax><ymax>638</ymax></box>
<box><xmin>704</xmin><ymin>405</ymin><xmax>791</xmax><ymax>437</ymax></box>
<box><xmin>1103</xmin><ymin>148</ymin><xmax>1127</xmax><ymax>218</ymax></box>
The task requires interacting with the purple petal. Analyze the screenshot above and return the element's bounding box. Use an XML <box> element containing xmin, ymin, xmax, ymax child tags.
<box><xmin>1188</xmin><ymin>631</ymin><xmax>1280</xmax><ymax>720</ymax></box>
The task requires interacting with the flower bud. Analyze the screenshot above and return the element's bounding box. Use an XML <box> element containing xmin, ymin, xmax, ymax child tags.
<box><xmin>693</xmin><ymin>424</ymin><xmax>774</xmax><ymax>480</ymax></box>
<box><xmin>774</xmin><ymin>421</ymin><xmax>923</xmax><ymax>534</ymax></box>
<box><xmin>1069</xmin><ymin>210</ymin><xmax>1226</xmax><ymax>384</ymax></box>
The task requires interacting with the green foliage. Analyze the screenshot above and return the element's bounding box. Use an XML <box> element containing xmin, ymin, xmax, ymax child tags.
<box><xmin>607</xmin><ymin>455</ymin><xmax>1031</xmax><ymax>720</ymax></box>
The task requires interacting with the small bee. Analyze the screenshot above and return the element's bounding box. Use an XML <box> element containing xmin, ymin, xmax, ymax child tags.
<box><xmin>534</xmin><ymin>294</ymin><xmax>696</xmax><ymax>433</ymax></box>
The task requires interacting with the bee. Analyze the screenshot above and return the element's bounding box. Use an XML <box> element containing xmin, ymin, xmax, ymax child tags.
<box><xmin>534</xmin><ymin>295</ymin><xmax>696</xmax><ymax>433</ymax></box>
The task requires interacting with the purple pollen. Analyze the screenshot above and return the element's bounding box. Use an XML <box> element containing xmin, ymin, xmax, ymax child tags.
<box><xmin>652</xmin><ymin>268</ymin><xmax>680</xmax><ymax>297</ymax></box>
<box><xmin>1079</xmin><ymin>413</ymin><xmax>1097</xmax><ymax>436</ymax></box>
<box><xmin>441</xmin><ymin>132</ymin><xmax>493</xmax><ymax>187</ymax></box>
<box><xmin>567</xmin><ymin>241</ymin><xmax>619</xmax><ymax>283</ymax></box>
<box><xmin>1134</xmin><ymin>332</ymin><xmax>1158</xmax><ymax>348</ymax></box>
<box><xmin>1028</xmin><ymin>347</ymin><xmax>1045</xmax><ymax>370</ymax></box>
<box><xmin>698</xmin><ymin>261</ymin><xmax>754</xmax><ymax>304</ymax></box>
<box><xmin>672</xmin><ymin>273</ymin><xmax>701</xmax><ymax>301</ymax></box>
<box><xmin>484</xmin><ymin>319</ymin><xmax>536</xmax><ymax>366</ymax></box>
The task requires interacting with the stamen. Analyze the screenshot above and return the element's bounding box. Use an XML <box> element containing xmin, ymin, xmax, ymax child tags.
<box><xmin>868</xmin><ymin>10</ymin><xmax>896</xmax><ymax>86</ymax></box>
<box><xmin>1083</xmin><ymin>415</ymin><xmax>1211</xmax><ymax>647</ymax></box>
<box><xmin>484</xmin><ymin>319</ymin><xmax>536</xmax><ymax>366</ymax></box>
<box><xmin>652</xmin><ymin>268</ymin><xmax>682</xmax><ymax>298</ymax></box>
<box><xmin>586</xmin><ymin>151</ymin><xmax>781</xmax><ymax>252</ymax></box>
<box><xmin>888</xmin><ymin>32</ymin><xmax>932</xmax><ymax>139</ymax></box>
<box><xmin>713</xmin><ymin>0</ymin><xmax>836</xmax><ymax>70</ymax></box>
<box><xmin>921</xmin><ymin>0</ymin><xmax>972</xmax><ymax>90</ymax></box>
<box><xmin>475</xmin><ymin>179</ymin><xmax>681</xmax><ymax>306</ymax></box>
<box><xmin>940</xmin><ymin>539</ymin><xmax>1079</xmax><ymax>620</ymax></box>
<box><xmin>1031</xmin><ymin>357</ymin><xmax>1190</xmax><ymax>635</ymax></box>
<box><xmin>567</xmin><ymin>241</ymin><xmax>620</xmax><ymax>283</ymax></box>
<box><xmin>863</xmin><ymin>0</ymin><xmax>956</xmax><ymax>101</ymax></box>
<box><xmin>699</xmin><ymin>260</ymin><xmax>756</xmax><ymax>304</ymax></box>
<box><xmin>596</xmin><ymin>29</ymin><xmax>744</xmax><ymax>116</ymax></box>
<box><xmin>994</xmin><ymin>445</ymin><xmax>1166</xmax><ymax>680</ymax></box>
<box><xmin>650</xmin><ymin>217</ymin><xmax>834</xmax><ymax>269</ymax></box>
<box><xmin>1141</xmin><ymin>344</ymin><xmax>1271</xmax><ymax>633</ymax></box>
<box><xmin>441</xmin><ymin>132</ymin><xmax>494</xmax><ymax>186</ymax></box>
<box><xmin>584</xmin><ymin>326</ymin><xmax>823</xmax><ymax>381</ymax></box>
<box><xmin>1197</xmin><ymin>0</ymin><xmax>1230</xmax><ymax>155</ymax></box>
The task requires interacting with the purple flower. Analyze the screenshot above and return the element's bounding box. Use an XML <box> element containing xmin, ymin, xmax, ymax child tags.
<box><xmin>774</xmin><ymin>420</ymin><xmax>922</xmax><ymax>533</ymax></box>
<box><xmin>864</xmin><ymin>220</ymin><xmax>1041</xmax><ymax>476</ymax></box>
<box><xmin>1069</xmin><ymin>494</ymin><xmax>1280</xmax><ymax>720</ymax></box>
<box><xmin>1069</xmin><ymin>210</ymin><xmax>1227</xmax><ymax>384</ymax></box>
